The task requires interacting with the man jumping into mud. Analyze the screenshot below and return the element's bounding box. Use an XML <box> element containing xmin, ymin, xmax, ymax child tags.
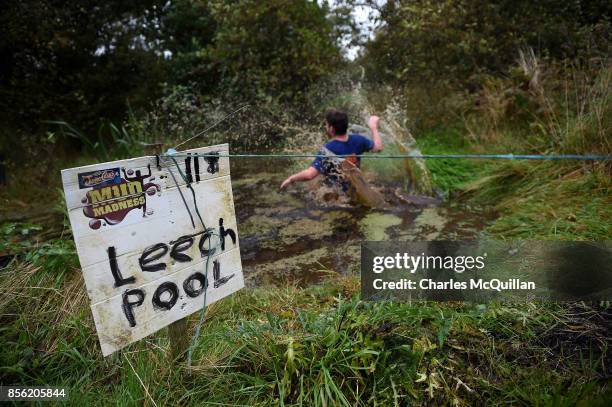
<box><xmin>280</xmin><ymin>110</ymin><xmax>383</xmax><ymax>190</ymax></box>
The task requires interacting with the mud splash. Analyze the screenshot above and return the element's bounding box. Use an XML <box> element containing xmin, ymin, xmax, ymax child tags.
<box><xmin>232</xmin><ymin>159</ymin><xmax>496</xmax><ymax>287</ymax></box>
<box><xmin>349</xmin><ymin>87</ymin><xmax>434</xmax><ymax>196</ymax></box>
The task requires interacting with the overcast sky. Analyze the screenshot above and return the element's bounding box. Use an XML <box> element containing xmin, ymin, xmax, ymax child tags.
<box><xmin>325</xmin><ymin>0</ymin><xmax>385</xmax><ymax>60</ymax></box>
<box><xmin>348</xmin><ymin>3</ymin><xmax>379</xmax><ymax>59</ymax></box>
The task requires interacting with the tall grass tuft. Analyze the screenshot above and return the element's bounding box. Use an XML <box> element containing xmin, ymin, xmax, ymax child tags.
<box><xmin>48</xmin><ymin>109</ymin><xmax>154</xmax><ymax>161</ymax></box>
<box><xmin>543</xmin><ymin>64</ymin><xmax>611</xmax><ymax>156</ymax></box>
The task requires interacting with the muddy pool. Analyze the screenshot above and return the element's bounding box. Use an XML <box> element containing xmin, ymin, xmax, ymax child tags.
<box><xmin>231</xmin><ymin>159</ymin><xmax>496</xmax><ymax>287</ymax></box>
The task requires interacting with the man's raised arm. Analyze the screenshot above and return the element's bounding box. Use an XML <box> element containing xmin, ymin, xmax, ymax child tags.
<box><xmin>369</xmin><ymin>115</ymin><xmax>383</xmax><ymax>152</ymax></box>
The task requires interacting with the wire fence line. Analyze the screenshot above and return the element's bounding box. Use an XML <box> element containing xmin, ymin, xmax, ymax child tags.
<box><xmin>162</xmin><ymin>151</ymin><xmax>612</xmax><ymax>161</ymax></box>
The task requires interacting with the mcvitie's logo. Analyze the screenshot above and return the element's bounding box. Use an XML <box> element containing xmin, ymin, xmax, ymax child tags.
<box><xmin>78</xmin><ymin>168</ymin><xmax>121</xmax><ymax>189</ymax></box>
<box><xmin>78</xmin><ymin>165</ymin><xmax>160</xmax><ymax>229</ymax></box>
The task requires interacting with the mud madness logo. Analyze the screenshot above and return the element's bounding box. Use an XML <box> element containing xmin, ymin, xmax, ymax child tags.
<box><xmin>78</xmin><ymin>165</ymin><xmax>160</xmax><ymax>229</ymax></box>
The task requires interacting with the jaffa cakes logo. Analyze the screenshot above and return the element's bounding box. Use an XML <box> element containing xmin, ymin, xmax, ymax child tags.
<box><xmin>78</xmin><ymin>165</ymin><xmax>160</xmax><ymax>230</ymax></box>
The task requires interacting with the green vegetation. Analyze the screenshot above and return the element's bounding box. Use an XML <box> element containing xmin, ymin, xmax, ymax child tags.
<box><xmin>2</xmin><ymin>252</ymin><xmax>610</xmax><ymax>405</ymax></box>
<box><xmin>1</xmin><ymin>0</ymin><xmax>610</xmax><ymax>405</ymax></box>
<box><xmin>415</xmin><ymin>130</ymin><xmax>487</xmax><ymax>195</ymax></box>
<box><xmin>417</xmin><ymin>123</ymin><xmax>611</xmax><ymax>241</ymax></box>
<box><xmin>362</xmin><ymin>0</ymin><xmax>611</xmax><ymax>133</ymax></box>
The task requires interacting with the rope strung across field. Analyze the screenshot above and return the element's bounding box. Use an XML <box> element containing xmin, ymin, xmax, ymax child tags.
<box><xmin>164</xmin><ymin>152</ymin><xmax>612</xmax><ymax>161</ymax></box>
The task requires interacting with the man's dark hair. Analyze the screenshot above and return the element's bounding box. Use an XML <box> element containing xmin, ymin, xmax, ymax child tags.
<box><xmin>326</xmin><ymin>110</ymin><xmax>348</xmax><ymax>135</ymax></box>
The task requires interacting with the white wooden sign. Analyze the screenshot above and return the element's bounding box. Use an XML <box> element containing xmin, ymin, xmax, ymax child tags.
<box><xmin>61</xmin><ymin>143</ymin><xmax>243</xmax><ymax>356</ymax></box>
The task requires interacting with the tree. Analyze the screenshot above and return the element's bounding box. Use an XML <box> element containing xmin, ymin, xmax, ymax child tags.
<box><xmin>0</xmin><ymin>0</ymin><xmax>168</xmax><ymax>134</ymax></box>
<box><xmin>363</xmin><ymin>0</ymin><xmax>611</xmax><ymax>88</ymax></box>
<box><xmin>164</xmin><ymin>0</ymin><xmax>344</xmax><ymax>100</ymax></box>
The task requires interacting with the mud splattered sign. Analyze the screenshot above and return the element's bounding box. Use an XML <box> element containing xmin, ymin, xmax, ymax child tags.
<box><xmin>61</xmin><ymin>144</ymin><xmax>243</xmax><ymax>356</ymax></box>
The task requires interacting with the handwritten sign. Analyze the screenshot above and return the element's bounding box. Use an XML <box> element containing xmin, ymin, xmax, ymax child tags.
<box><xmin>61</xmin><ymin>144</ymin><xmax>243</xmax><ymax>356</ymax></box>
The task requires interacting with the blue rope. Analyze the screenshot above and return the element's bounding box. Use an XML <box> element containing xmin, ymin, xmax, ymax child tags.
<box><xmin>164</xmin><ymin>152</ymin><xmax>612</xmax><ymax>161</ymax></box>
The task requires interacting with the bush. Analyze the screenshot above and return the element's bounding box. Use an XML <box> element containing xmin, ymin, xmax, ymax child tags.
<box><xmin>166</xmin><ymin>0</ymin><xmax>343</xmax><ymax>101</ymax></box>
<box><xmin>363</xmin><ymin>0</ymin><xmax>611</xmax><ymax>89</ymax></box>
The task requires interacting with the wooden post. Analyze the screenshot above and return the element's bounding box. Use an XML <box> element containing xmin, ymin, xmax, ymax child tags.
<box><xmin>143</xmin><ymin>142</ymin><xmax>190</xmax><ymax>362</ymax></box>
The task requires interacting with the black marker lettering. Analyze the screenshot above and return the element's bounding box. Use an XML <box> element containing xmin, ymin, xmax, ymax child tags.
<box><xmin>122</xmin><ymin>289</ymin><xmax>145</xmax><ymax>327</ymax></box>
<box><xmin>185</xmin><ymin>156</ymin><xmax>193</xmax><ymax>184</ymax></box>
<box><xmin>194</xmin><ymin>155</ymin><xmax>200</xmax><ymax>182</ymax></box>
<box><xmin>219</xmin><ymin>218</ymin><xmax>236</xmax><ymax>251</ymax></box>
<box><xmin>212</xmin><ymin>259</ymin><xmax>234</xmax><ymax>288</ymax></box>
<box><xmin>170</xmin><ymin>235</ymin><xmax>194</xmax><ymax>263</ymax></box>
<box><xmin>139</xmin><ymin>243</ymin><xmax>168</xmax><ymax>272</ymax></box>
<box><xmin>108</xmin><ymin>246</ymin><xmax>135</xmax><ymax>287</ymax></box>
<box><xmin>204</xmin><ymin>152</ymin><xmax>219</xmax><ymax>174</ymax></box>
<box><xmin>183</xmin><ymin>272</ymin><xmax>207</xmax><ymax>297</ymax></box>
<box><xmin>152</xmin><ymin>282</ymin><xmax>179</xmax><ymax>310</ymax></box>
<box><xmin>213</xmin><ymin>259</ymin><xmax>221</xmax><ymax>281</ymax></box>
<box><xmin>198</xmin><ymin>230</ymin><xmax>216</xmax><ymax>257</ymax></box>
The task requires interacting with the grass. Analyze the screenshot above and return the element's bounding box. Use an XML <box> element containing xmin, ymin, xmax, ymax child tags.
<box><xmin>1</xmin><ymin>249</ymin><xmax>610</xmax><ymax>406</ymax></box>
<box><xmin>416</xmin><ymin>128</ymin><xmax>490</xmax><ymax>195</ymax></box>
<box><xmin>47</xmin><ymin>108</ymin><xmax>156</xmax><ymax>162</ymax></box>
<box><xmin>463</xmin><ymin>160</ymin><xmax>611</xmax><ymax>240</ymax></box>
<box><xmin>417</xmin><ymin>125</ymin><xmax>610</xmax><ymax>241</ymax></box>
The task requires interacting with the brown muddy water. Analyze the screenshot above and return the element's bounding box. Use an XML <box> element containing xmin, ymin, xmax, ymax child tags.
<box><xmin>231</xmin><ymin>159</ymin><xmax>496</xmax><ymax>287</ymax></box>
